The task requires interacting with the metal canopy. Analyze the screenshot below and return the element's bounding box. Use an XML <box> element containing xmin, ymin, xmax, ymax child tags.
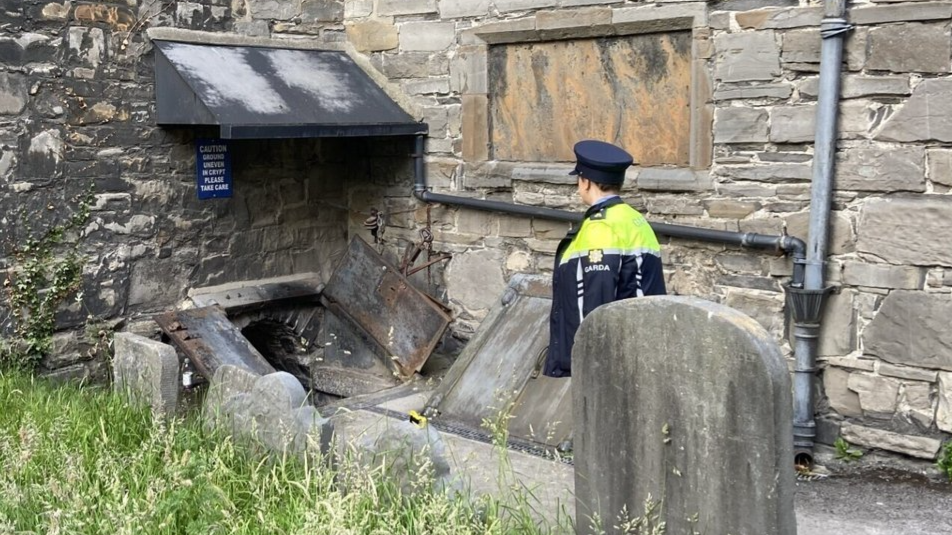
<box><xmin>153</xmin><ymin>40</ymin><xmax>427</xmax><ymax>139</ymax></box>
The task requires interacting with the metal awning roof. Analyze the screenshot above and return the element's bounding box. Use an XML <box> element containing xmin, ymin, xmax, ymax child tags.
<box><xmin>153</xmin><ymin>40</ymin><xmax>427</xmax><ymax>139</ymax></box>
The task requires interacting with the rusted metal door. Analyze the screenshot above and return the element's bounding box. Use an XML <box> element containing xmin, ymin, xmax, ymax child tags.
<box><xmin>155</xmin><ymin>305</ymin><xmax>276</xmax><ymax>379</ymax></box>
<box><xmin>321</xmin><ymin>237</ymin><xmax>451</xmax><ymax>377</ymax></box>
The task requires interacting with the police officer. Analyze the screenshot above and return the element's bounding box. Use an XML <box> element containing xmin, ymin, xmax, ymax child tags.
<box><xmin>544</xmin><ymin>140</ymin><xmax>667</xmax><ymax>378</ymax></box>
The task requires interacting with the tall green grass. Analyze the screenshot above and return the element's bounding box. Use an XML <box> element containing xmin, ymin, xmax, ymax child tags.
<box><xmin>0</xmin><ymin>371</ymin><xmax>564</xmax><ymax>535</ymax></box>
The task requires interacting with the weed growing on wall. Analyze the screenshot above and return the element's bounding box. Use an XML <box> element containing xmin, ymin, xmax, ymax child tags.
<box><xmin>0</xmin><ymin>189</ymin><xmax>92</xmax><ymax>370</ymax></box>
<box><xmin>938</xmin><ymin>440</ymin><xmax>952</xmax><ymax>483</ymax></box>
<box><xmin>834</xmin><ymin>437</ymin><xmax>864</xmax><ymax>462</ymax></box>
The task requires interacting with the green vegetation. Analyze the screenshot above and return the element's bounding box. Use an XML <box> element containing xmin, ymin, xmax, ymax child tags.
<box><xmin>834</xmin><ymin>437</ymin><xmax>864</xmax><ymax>462</ymax></box>
<box><xmin>1</xmin><ymin>189</ymin><xmax>92</xmax><ymax>370</ymax></box>
<box><xmin>938</xmin><ymin>440</ymin><xmax>952</xmax><ymax>483</ymax></box>
<box><xmin>0</xmin><ymin>370</ymin><xmax>571</xmax><ymax>534</ymax></box>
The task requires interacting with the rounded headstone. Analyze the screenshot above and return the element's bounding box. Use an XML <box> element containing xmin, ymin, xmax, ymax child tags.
<box><xmin>573</xmin><ymin>296</ymin><xmax>795</xmax><ymax>535</ymax></box>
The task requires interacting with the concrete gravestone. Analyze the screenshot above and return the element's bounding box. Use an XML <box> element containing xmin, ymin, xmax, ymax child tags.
<box><xmin>113</xmin><ymin>333</ymin><xmax>180</xmax><ymax>417</ymax></box>
<box><xmin>573</xmin><ymin>296</ymin><xmax>795</xmax><ymax>535</ymax></box>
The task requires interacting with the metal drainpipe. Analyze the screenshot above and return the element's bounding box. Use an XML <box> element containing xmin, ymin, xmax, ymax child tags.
<box><xmin>412</xmin><ymin>135</ymin><xmax>807</xmax><ymax>284</ymax></box>
<box><xmin>788</xmin><ymin>0</ymin><xmax>852</xmax><ymax>467</ymax></box>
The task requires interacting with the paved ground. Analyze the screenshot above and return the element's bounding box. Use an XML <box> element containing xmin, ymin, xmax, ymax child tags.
<box><xmin>795</xmin><ymin>463</ymin><xmax>952</xmax><ymax>535</ymax></box>
<box><xmin>339</xmin><ymin>403</ymin><xmax>952</xmax><ymax>534</ymax></box>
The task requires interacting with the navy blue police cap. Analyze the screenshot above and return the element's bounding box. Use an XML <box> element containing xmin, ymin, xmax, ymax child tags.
<box><xmin>568</xmin><ymin>140</ymin><xmax>634</xmax><ymax>185</ymax></box>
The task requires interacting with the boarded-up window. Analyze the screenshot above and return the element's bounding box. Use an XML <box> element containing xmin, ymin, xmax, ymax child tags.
<box><xmin>489</xmin><ymin>32</ymin><xmax>692</xmax><ymax>166</ymax></box>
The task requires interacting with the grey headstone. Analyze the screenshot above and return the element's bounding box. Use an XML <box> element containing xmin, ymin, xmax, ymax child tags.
<box><xmin>573</xmin><ymin>296</ymin><xmax>795</xmax><ymax>535</ymax></box>
<box><xmin>113</xmin><ymin>333</ymin><xmax>180</xmax><ymax>417</ymax></box>
<box><xmin>203</xmin><ymin>364</ymin><xmax>260</xmax><ymax>428</ymax></box>
<box><xmin>330</xmin><ymin>411</ymin><xmax>452</xmax><ymax>494</ymax></box>
<box><xmin>208</xmin><ymin>371</ymin><xmax>327</xmax><ymax>456</ymax></box>
<box><xmin>252</xmin><ymin>371</ymin><xmax>307</xmax><ymax>411</ymax></box>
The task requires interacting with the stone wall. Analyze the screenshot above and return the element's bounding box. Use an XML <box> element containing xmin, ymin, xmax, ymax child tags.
<box><xmin>0</xmin><ymin>2</ymin><xmax>358</xmax><ymax>378</ymax></box>
<box><xmin>2</xmin><ymin>0</ymin><xmax>951</xmax><ymax>457</ymax></box>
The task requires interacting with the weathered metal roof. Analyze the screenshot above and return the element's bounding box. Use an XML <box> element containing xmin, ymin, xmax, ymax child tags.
<box><xmin>153</xmin><ymin>40</ymin><xmax>427</xmax><ymax>139</ymax></box>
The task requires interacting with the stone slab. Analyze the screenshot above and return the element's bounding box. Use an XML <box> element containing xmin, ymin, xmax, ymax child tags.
<box><xmin>848</xmin><ymin>373</ymin><xmax>900</xmax><ymax>418</ymax></box>
<box><xmin>204</xmin><ymin>364</ymin><xmax>259</xmax><ymax>424</ymax></box>
<box><xmin>841</xmin><ymin>261</ymin><xmax>923</xmax><ymax>290</ymax></box>
<box><xmin>841</xmin><ymin>423</ymin><xmax>941</xmax><ymax>459</ymax></box>
<box><xmin>714</xmin><ymin>107</ymin><xmax>769</xmax><ymax>143</ymax></box>
<box><xmin>715</xmin><ymin>31</ymin><xmax>781</xmax><ymax>82</ymax></box>
<box><xmin>928</xmin><ymin>149</ymin><xmax>952</xmax><ymax>187</ymax></box>
<box><xmin>938</xmin><ymin>372</ymin><xmax>952</xmax><ymax>433</ymax></box>
<box><xmin>328</xmin><ymin>409</ymin><xmax>452</xmax><ymax>493</ymax></box>
<box><xmin>736</xmin><ymin>7</ymin><xmax>823</xmax><ymax>29</ymax></box>
<box><xmin>877</xmin><ymin>79</ymin><xmax>952</xmax><ymax>142</ymax></box>
<box><xmin>714</xmin><ymin>83</ymin><xmax>792</xmax><ymax>101</ymax></box>
<box><xmin>345</xmin><ymin>19</ymin><xmax>398</xmax><ymax>52</ymax></box>
<box><xmin>785</xmin><ymin>210</ymin><xmax>854</xmax><ymax>255</ymax></box>
<box><xmin>781</xmin><ymin>28</ymin><xmax>867</xmax><ymax>72</ymax></box>
<box><xmin>877</xmin><ymin>362</ymin><xmax>938</xmax><ymax>383</ymax></box>
<box><xmin>769</xmin><ymin>105</ymin><xmax>815</xmax><ymax>144</ymax></box>
<box><xmin>0</xmin><ymin>73</ymin><xmax>28</xmax><ymax>115</ymax></box>
<box><xmin>718</xmin><ymin>163</ymin><xmax>813</xmax><ymax>183</ymax></box>
<box><xmin>835</xmin><ymin>147</ymin><xmax>926</xmax><ymax>193</ymax></box>
<box><xmin>850</xmin><ymin>2</ymin><xmax>952</xmax><ymax>25</ymax></box>
<box><xmin>573</xmin><ymin>296</ymin><xmax>795</xmax><ymax>535</ymax></box>
<box><xmin>799</xmin><ymin>76</ymin><xmax>910</xmax><ymax>99</ymax></box>
<box><xmin>823</xmin><ymin>367</ymin><xmax>862</xmax><ymax>418</ymax></box>
<box><xmin>378</xmin><ymin>0</ymin><xmax>436</xmax><ymax>16</ymax></box>
<box><xmin>611</xmin><ymin>3</ymin><xmax>707</xmax><ymax>29</ymax></box>
<box><xmin>818</xmin><ymin>289</ymin><xmax>855</xmax><ymax>357</ymax></box>
<box><xmin>867</xmin><ymin>23</ymin><xmax>952</xmax><ymax>74</ymax></box>
<box><xmin>113</xmin><ymin>332</ymin><xmax>180</xmax><ymax>417</ymax></box>
<box><xmin>400</xmin><ymin>21</ymin><xmax>456</xmax><ymax>51</ymax></box>
<box><xmin>495</xmin><ymin>0</ymin><xmax>557</xmax><ymax>13</ymax></box>
<box><xmin>856</xmin><ymin>197</ymin><xmax>952</xmax><ymax>266</ymax></box>
<box><xmin>864</xmin><ymin>290</ymin><xmax>952</xmax><ymax>371</ymax></box>
<box><xmin>209</xmin><ymin>371</ymin><xmax>332</xmax><ymax>456</ymax></box>
<box><xmin>440</xmin><ymin>0</ymin><xmax>490</xmax><ymax>18</ymax></box>
<box><xmin>636</xmin><ymin>168</ymin><xmax>712</xmax><ymax>192</ymax></box>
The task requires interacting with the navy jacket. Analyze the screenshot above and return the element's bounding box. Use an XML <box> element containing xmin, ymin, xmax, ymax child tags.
<box><xmin>544</xmin><ymin>197</ymin><xmax>666</xmax><ymax>378</ymax></box>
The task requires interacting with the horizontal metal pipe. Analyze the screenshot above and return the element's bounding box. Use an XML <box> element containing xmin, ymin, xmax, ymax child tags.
<box><xmin>415</xmin><ymin>189</ymin><xmax>806</xmax><ymax>265</ymax></box>
<box><xmin>412</xmin><ymin>136</ymin><xmax>807</xmax><ymax>284</ymax></box>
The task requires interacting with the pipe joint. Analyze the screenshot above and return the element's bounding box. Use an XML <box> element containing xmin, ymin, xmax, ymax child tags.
<box><xmin>785</xmin><ymin>284</ymin><xmax>834</xmax><ymax>324</ymax></box>
<box><xmin>821</xmin><ymin>17</ymin><xmax>853</xmax><ymax>39</ymax></box>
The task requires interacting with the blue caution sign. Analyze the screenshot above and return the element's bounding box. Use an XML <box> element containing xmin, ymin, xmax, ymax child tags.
<box><xmin>196</xmin><ymin>139</ymin><xmax>233</xmax><ymax>199</ymax></box>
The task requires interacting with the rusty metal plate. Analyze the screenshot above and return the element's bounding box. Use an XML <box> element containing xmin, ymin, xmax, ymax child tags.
<box><xmin>322</xmin><ymin>237</ymin><xmax>451</xmax><ymax>376</ymax></box>
<box><xmin>155</xmin><ymin>305</ymin><xmax>276</xmax><ymax>379</ymax></box>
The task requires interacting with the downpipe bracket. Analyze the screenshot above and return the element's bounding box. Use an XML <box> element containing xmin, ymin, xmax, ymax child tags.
<box><xmin>820</xmin><ymin>17</ymin><xmax>854</xmax><ymax>39</ymax></box>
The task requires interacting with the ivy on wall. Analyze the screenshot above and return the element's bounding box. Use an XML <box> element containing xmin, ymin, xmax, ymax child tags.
<box><xmin>1</xmin><ymin>188</ymin><xmax>93</xmax><ymax>370</ymax></box>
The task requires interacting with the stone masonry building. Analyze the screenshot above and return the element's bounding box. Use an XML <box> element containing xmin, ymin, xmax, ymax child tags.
<box><xmin>1</xmin><ymin>0</ymin><xmax>951</xmax><ymax>460</ymax></box>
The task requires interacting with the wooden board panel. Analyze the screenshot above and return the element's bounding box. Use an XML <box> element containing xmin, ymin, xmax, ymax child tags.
<box><xmin>490</xmin><ymin>32</ymin><xmax>693</xmax><ymax>166</ymax></box>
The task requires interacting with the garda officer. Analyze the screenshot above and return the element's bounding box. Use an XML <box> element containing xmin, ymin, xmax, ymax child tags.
<box><xmin>544</xmin><ymin>140</ymin><xmax>667</xmax><ymax>378</ymax></box>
